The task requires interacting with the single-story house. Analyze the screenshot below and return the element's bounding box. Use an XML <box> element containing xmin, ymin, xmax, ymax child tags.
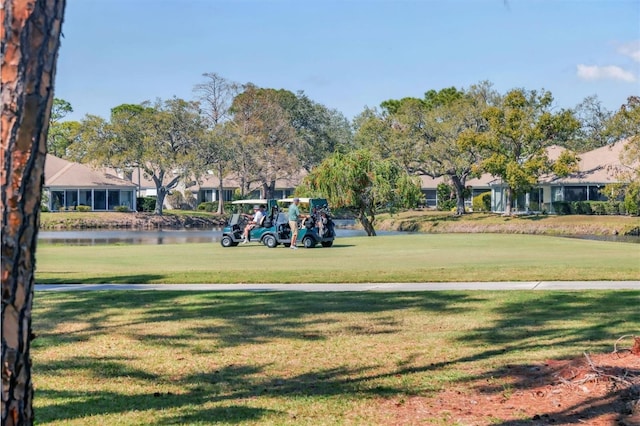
<box><xmin>419</xmin><ymin>173</ymin><xmax>495</xmax><ymax>208</ymax></box>
<box><xmin>490</xmin><ymin>139</ymin><xmax>635</xmax><ymax>213</ymax></box>
<box><xmin>190</xmin><ymin>171</ymin><xmax>302</xmax><ymax>204</ymax></box>
<box><xmin>43</xmin><ymin>155</ymin><xmax>138</xmax><ymax>211</ymax></box>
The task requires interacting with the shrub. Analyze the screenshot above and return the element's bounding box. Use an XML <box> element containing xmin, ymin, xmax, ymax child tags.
<box><xmin>623</xmin><ymin>185</ymin><xmax>640</xmax><ymax>216</ymax></box>
<box><xmin>198</xmin><ymin>202</ymin><xmax>216</xmax><ymax>212</ymax></box>
<box><xmin>570</xmin><ymin>201</ymin><xmax>592</xmax><ymax>215</ymax></box>
<box><xmin>472</xmin><ymin>192</ymin><xmax>491</xmax><ymax>212</ymax></box>
<box><xmin>436</xmin><ymin>183</ymin><xmax>456</xmax><ymax>211</ymax></box>
<box><xmin>76</xmin><ymin>205</ymin><xmax>91</xmax><ymax>212</ymax></box>
<box><xmin>137</xmin><ymin>197</ymin><xmax>156</xmax><ymax>212</ymax></box>
<box><xmin>167</xmin><ymin>191</ymin><xmax>184</xmax><ymax>209</ymax></box>
<box><xmin>114</xmin><ymin>205</ymin><xmax>130</xmax><ymax>212</ymax></box>
<box><xmin>590</xmin><ymin>202</ymin><xmax>606</xmax><ymax>215</ymax></box>
<box><xmin>552</xmin><ymin>201</ymin><xmax>571</xmax><ymax>215</ymax></box>
<box><xmin>602</xmin><ymin>201</ymin><xmax>627</xmax><ymax>215</ymax></box>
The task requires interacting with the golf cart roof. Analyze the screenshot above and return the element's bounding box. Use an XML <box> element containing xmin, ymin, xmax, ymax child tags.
<box><xmin>279</xmin><ymin>197</ymin><xmax>312</xmax><ymax>204</ymax></box>
<box><xmin>231</xmin><ymin>199</ymin><xmax>269</xmax><ymax>205</ymax></box>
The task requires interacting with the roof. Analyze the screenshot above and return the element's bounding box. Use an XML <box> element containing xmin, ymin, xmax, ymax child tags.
<box><xmin>543</xmin><ymin>139</ymin><xmax>634</xmax><ymax>184</ymax></box>
<box><xmin>231</xmin><ymin>199</ymin><xmax>269</xmax><ymax>205</ymax></box>
<box><xmin>419</xmin><ymin>173</ymin><xmax>497</xmax><ymax>189</ymax></box>
<box><xmin>45</xmin><ymin>155</ymin><xmax>137</xmax><ymax>189</ymax></box>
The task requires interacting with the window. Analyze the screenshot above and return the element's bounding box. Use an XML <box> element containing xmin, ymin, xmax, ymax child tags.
<box><xmin>529</xmin><ymin>188</ymin><xmax>543</xmax><ymax>211</ymax></box>
<box><xmin>120</xmin><ymin>191</ymin><xmax>133</xmax><ymax>209</ymax></box>
<box><xmin>422</xmin><ymin>190</ymin><xmax>437</xmax><ymax>207</ymax></box>
<box><xmin>108</xmin><ymin>190</ymin><xmax>120</xmax><ymax>210</ymax></box>
<box><xmin>200</xmin><ymin>189</ymin><xmax>214</xmax><ymax>203</ymax></box>
<box><xmin>565</xmin><ymin>186</ymin><xmax>587</xmax><ymax>202</ymax></box>
<box><xmin>51</xmin><ymin>190</ymin><xmax>64</xmax><ymax>211</ymax></box>
<box><xmin>588</xmin><ymin>185</ymin><xmax>607</xmax><ymax>201</ymax></box>
<box><xmin>551</xmin><ymin>186</ymin><xmax>563</xmax><ymax>202</ymax></box>
<box><xmin>94</xmin><ymin>190</ymin><xmax>106</xmax><ymax>210</ymax></box>
<box><xmin>79</xmin><ymin>190</ymin><xmax>92</xmax><ymax>208</ymax></box>
<box><xmin>65</xmin><ymin>190</ymin><xmax>78</xmax><ymax>209</ymax></box>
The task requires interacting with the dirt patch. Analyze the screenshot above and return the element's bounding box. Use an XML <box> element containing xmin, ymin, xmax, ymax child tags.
<box><xmin>372</xmin><ymin>344</ymin><xmax>640</xmax><ymax>425</ymax></box>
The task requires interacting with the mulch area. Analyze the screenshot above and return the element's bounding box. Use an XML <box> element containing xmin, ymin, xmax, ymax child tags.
<box><xmin>372</xmin><ymin>338</ymin><xmax>640</xmax><ymax>425</ymax></box>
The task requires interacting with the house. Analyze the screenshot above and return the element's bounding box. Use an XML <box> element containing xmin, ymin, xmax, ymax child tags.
<box><xmin>43</xmin><ymin>155</ymin><xmax>138</xmax><ymax>211</ymax></box>
<box><xmin>490</xmin><ymin>139</ymin><xmax>635</xmax><ymax>213</ymax></box>
<box><xmin>190</xmin><ymin>171</ymin><xmax>302</xmax><ymax>205</ymax></box>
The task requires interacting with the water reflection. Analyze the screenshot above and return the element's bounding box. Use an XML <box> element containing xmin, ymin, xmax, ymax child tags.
<box><xmin>37</xmin><ymin>225</ymin><xmax>639</xmax><ymax>246</ymax></box>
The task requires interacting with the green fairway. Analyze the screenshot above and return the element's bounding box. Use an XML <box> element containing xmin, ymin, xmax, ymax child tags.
<box><xmin>31</xmin><ymin>290</ymin><xmax>640</xmax><ymax>425</ymax></box>
<box><xmin>36</xmin><ymin>234</ymin><xmax>640</xmax><ymax>284</ymax></box>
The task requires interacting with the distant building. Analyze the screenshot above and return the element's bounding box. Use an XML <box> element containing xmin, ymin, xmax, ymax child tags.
<box><xmin>490</xmin><ymin>139</ymin><xmax>635</xmax><ymax>213</ymax></box>
<box><xmin>43</xmin><ymin>155</ymin><xmax>137</xmax><ymax>211</ymax></box>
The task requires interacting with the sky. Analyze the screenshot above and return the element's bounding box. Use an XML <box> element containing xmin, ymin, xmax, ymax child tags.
<box><xmin>55</xmin><ymin>0</ymin><xmax>640</xmax><ymax>122</ymax></box>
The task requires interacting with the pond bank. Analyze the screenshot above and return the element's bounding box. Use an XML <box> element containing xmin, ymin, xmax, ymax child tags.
<box><xmin>39</xmin><ymin>211</ymin><xmax>640</xmax><ymax>237</ymax></box>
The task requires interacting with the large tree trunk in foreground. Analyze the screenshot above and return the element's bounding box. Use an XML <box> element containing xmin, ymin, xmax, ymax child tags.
<box><xmin>1</xmin><ymin>1</ymin><xmax>65</xmax><ymax>425</ymax></box>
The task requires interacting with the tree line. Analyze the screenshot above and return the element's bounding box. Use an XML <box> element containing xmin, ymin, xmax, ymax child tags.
<box><xmin>48</xmin><ymin>75</ymin><xmax>640</xmax><ymax>228</ymax></box>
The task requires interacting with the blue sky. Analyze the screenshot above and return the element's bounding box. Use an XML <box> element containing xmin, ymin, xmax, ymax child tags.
<box><xmin>56</xmin><ymin>0</ymin><xmax>640</xmax><ymax>122</ymax></box>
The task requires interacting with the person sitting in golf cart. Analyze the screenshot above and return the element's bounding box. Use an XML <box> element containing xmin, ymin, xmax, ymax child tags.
<box><xmin>242</xmin><ymin>204</ymin><xmax>266</xmax><ymax>244</ymax></box>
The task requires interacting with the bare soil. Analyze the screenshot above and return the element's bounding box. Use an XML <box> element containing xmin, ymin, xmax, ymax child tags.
<box><xmin>373</xmin><ymin>340</ymin><xmax>640</xmax><ymax>426</ymax></box>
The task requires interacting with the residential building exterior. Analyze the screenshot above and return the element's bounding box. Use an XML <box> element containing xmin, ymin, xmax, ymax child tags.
<box><xmin>490</xmin><ymin>139</ymin><xmax>634</xmax><ymax>214</ymax></box>
<box><xmin>43</xmin><ymin>155</ymin><xmax>138</xmax><ymax>211</ymax></box>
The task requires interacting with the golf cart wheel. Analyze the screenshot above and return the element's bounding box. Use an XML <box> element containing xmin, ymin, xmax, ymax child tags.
<box><xmin>302</xmin><ymin>237</ymin><xmax>316</xmax><ymax>249</ymax></box>
<box><xmin>321</xmin><ymin>241</ymin><xmax>333</xmax><ymax>247</ymax></box>
<box><xmin>263</xmin><ymin>234</ymin><xmax>277</xmax><ymax>248</ymax></box>
<box><xmin>220</xmin><ymin>235</ymin><xmax>234</xmax><ymax>248</ymax></box>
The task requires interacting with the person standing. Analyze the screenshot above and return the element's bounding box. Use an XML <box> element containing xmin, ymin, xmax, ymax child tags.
<box><xmin>288</xmin><ymin>198</ymin><xmax>304</xmax><ymax>249</ymax></box>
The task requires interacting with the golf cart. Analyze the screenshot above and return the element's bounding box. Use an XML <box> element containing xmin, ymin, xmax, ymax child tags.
<box><xmin>278</xmin><ymin>197</ymin><xmax>336</xmax><ymax>248</ymax></box>
<box><xmin>220</xmin><ymin>199</ymin><xmax>280</xmax><ymax>247</ymax></box>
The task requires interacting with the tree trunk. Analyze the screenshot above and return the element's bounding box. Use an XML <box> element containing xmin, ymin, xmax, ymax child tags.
<box><xmin>216</xmin><ymin>163</ymin><xmax>224</xmax><ymax>215</ymax></box>
<box><xmin>357</xmin><ymin>209</ymin><xmax>377</xmax><ymax>236</ymax></box>
<box><xmin>450</xmin><ymin>175</ymin><xmax>467</xmax><ymax>216</ymax></box>
<box><xmin>1</xmin><ymin>1</ymin><xmax>65</xmax><ymax>425</ymax></box>
<box><xmin>155</xmin><ymin>187</ymin><xmax>167</xmax><ymax>215</ymax></box>
<box><xmin>504</xmin><ymin>187</ymin><xmax>513</xmax><ymax>216</ymax></box>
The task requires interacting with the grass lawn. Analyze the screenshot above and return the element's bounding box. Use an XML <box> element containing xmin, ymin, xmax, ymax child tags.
<box><xmin>36</xmin><ymin>234</ymin><xmax>640</xmax><ymax>284</ymax></box>
<box><xmin>32</xmin><ymin>290</ymin><xmax>640</xmax><ymax>425</ymax></box>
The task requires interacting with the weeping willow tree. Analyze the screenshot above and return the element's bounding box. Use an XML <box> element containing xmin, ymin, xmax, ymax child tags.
<box><xmin>301</xmin><ymin>149</ymin><xmax>422</xmax><ymax>236</ymax></box>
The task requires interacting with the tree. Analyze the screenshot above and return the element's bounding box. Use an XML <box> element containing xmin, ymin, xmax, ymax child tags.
<box><xmin>358</xmin><ymin>83</ymin><xmax>496</xmax><ymax>215</ymax></box>
<box><xmin>1</xmin><ymin>0</ymin><xmax>66</xmax><ymax>424</ymax></box>
<box><xmin>281</xmin><ymin>91</ymin><xmax>354</xmax><ymax>170</ymax></box>
<box><xmin>230</xmin><ymin>85</ymin><xmax>299</xmax><ymax>198</ymax></box>
<box><xmin>193</xmin><ymin>73</ymin><xmax>239</xmax><ymax>214</ymax></box>
<box><xmin>415</xmin><ymin>84</ymin><xmax>495</xmax><ymax>215</ymax></box>
<box><xmin>47</xmin><ymin>98</ymin><xmax>78</xmax><ymax>157</ymax></box>
<box><xmin>477</xmin><ymin>88</ymin><xmax>580</xmax><ymax>215</ymax></box>
<box><xmin>603</xmin><ymin>96</ymin><xmax>640</xmax><ymax>214</ymax></box>
<box><xmin>568</xmin><ymin>95</ymin><xmax>614</xmax><ymax>152</ymax></box>
<box><xmin>301</xmin><ymin>149</ymin><xmax>422</xmax><ymax>236</ymax></box>
<box><xmin>77</xmin><ymin>99</ymin><xmax>204</xmax><ymax>215</ymax></box>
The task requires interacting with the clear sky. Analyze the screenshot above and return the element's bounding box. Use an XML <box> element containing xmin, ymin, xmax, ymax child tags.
<box><xmin>55</xmin><ymin>0</ymin><xmax>640</xmax><ymax>122</ymax></box>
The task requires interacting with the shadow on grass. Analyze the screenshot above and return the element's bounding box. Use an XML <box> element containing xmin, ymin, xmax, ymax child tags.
<box><xmin>32</xmin><ymin>290</ymin><xmax>640</xmax><ymax>424</ymax></box>
<box><xmin>37</xmin><ymin>274</ymin><xmax>166</xmax><ymax>284</ymax></box>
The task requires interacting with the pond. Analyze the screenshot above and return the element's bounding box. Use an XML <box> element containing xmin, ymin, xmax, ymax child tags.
<box><xmin>37</xmin><ymin>228</ymin><xmax>640</xmax><ymax>245</ymax></box>
<box><xmin>37</xmin><ymin>220</ymin><xmax>381</xmax><ymax>246</ymax></box>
